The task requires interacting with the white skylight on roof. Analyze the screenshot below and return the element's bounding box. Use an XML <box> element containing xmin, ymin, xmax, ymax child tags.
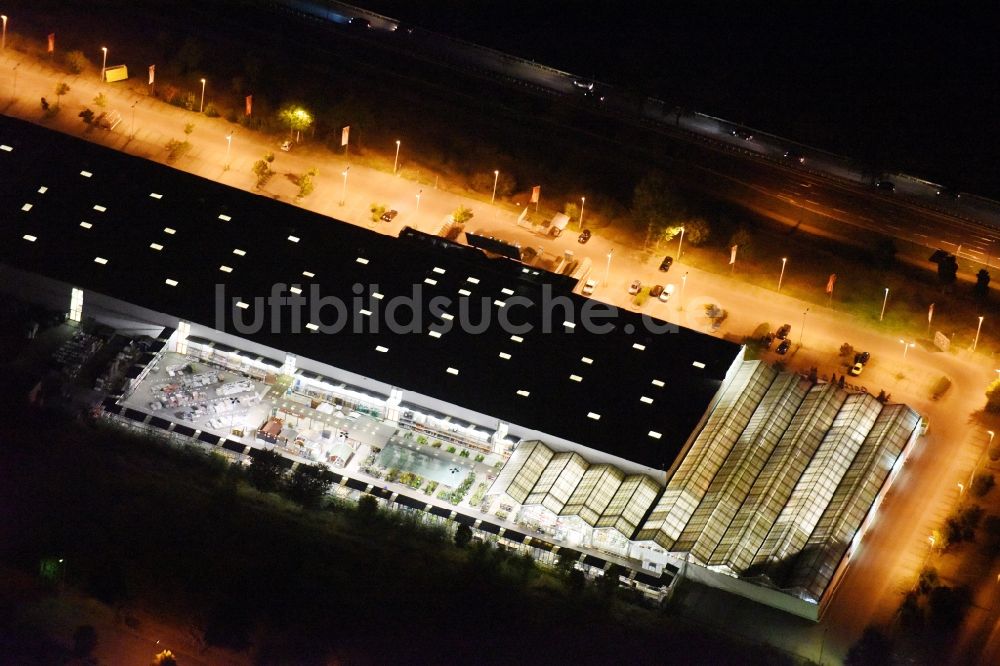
<box><xmin>232</xmin><ymin>248</ymin><xmax>245</xmax><ymax>256</ymax></box>
<box><xmin>93</xmin><ymin>205</ymin><xmax>106</xmax><ymax>212</ymax></box>
<box><xmin>372</xmin><ymin>292</ymin><xmax>384</xmax><ymax>300</ymax></box>
<box><xmin>516</xmin><ymin>390</ymin><xmax>530</xmax><ymax>397</ymax></box>
<box><xmin>218</xmin><ymin>214</ymin><xmax>232</xmax><ymax>221</ymax></box>
<box><xmin>648</xmin><ymin>431</ymin><xmax>662</xmax><ymax>439</ymax></box>
<box><xmin>236</xmin><ymin>301</ymin><xmax>249</xmax><ymax>309</ymax></box>
<box><xmin>219</xmin><ymin>265</ymin><xmax>233</xmax><ymax>273</ymax></box>
<box><xmin>165</xmin><ymin>278</ymin><xmax>178</xmax><ymax>286</ymax></box>
<box><xmin>79</xmin><ymin>221</ymin><xmax>92</xmax><ymax>229</ymax></box>
<box><xmin>428</xmin><ymin>330</ymin><xmax>442</xmax><ymax>339</ymax></box>
<box><xmin>510</xmin><ymin>335</ymin><xmax>523</xmax><ymax>343</ymax></box>
<box><xmin>305</xmin><ymin>323</ymin><xmax>320</xmax><ymax>332</ymax></box>
<box><xmin>94</xmin><ymin>257</ymin><xmax>108</xmax><ymax>265</ymax></box>
<box><xmin>37</xmin><ymin>186</ymin><xmax>48</xmax><ymax>194</ymax></box>
<box><xmin>563</xmin><ymin>321</ymin><xmax>576</xmax><ymax>329</ymax></box>
<box><xmin>375</xmin><ymin>345</ymin><xmax>389</xmax><ymax>353</ymax></box>
<box><xmin>150</xmin><ymin>243</ymin><xmax>163</xmax><ymax>251</ymax></box>
<box><xmin>356</xmin><ymin>257</ymin><xmax>369</xmax><ymax>265</ymax></box>
<box><xmin>359</xmin><ymin>309</ymin><xmax>372</xmax><ymax>316</ymax></box>
<box><xmin>432</xmin><ymin>267</ymin><xmax>446</xmax><ymax>274</ymax></box>
<box><xmin>587</xmin><ymin>412</ymin><xmax>601</xmax><ymax>420</ymax></box>
<box><xmin>424</xmin><ymin>278</ymin><xmax>437</xmax><ymax>286</ymax></box>
<box><xmin>149</xmin><ymin>192</ymin><xmax>163</xmax><ymax>199</ymax></box>
<box><xmin>569</xmin><ymin>374</ymin><xmax>583</xmax><ymax>382</ymax></box>
<box><xmin>289</xmin><ymin>286</ymin><xmax>302</xmax><ymax>295</ymax></box>
<box><xmin>441</xmin><ymin>313</ymin><xmax>454</xmax><ymax>321</ymax></box>
<box><xmin>581</xmin><ymin>356</ymin><xmax>593</xmax><ymax>364</ymax></box>
<box><xmin>21</xmin><ymin>203</ymin><xmax>32</xmax><ymax>211</ymax></box>
<box><xmin>287</xmin><ymin>235</ymin><xmax>300</xmax><ymax>243</ymax></box>
<box><xmin>164</xmin><ymin>227</ymin><xmax>176</xmax><ymax>235</ymax></box>
<box><xmin>640</xmin><ymin>396</ymin><xmax>654</xmax><ymax>404</ymax></box>
<box><xmin>522</xmin><ymin>268</ymin><xmax>529</xmax><ymax>273</ymax></box>
<box><xmin>692</xmin><ymin>361</ymin><xmax>706</xmax><ymax>369</ymax></box>
<box><xmin>501</xmin><ymin>287</ymin><xmax>514</xmax><ymax>296</ymax></box>
<box><xmin>467</xmin><ymin>276</ymin><xmax>480</xmax><ymax>284</ymax></box>
<box><xmin>0</xmin><ymin>144</ymin><xmax>12</xmax><ymax>152</ymax></box>
<box><xmin>302</xmin><ymin>271</ymin><xmax>315</xmax><ymax>278</ymax></box>
<box><xmin>494</xmin><ymin>300</ymin><xmax>505</xmax><ymax>307</ymax></box>
<box><xmin>633</xmin><ymin>343</ymin><xmax>646</xmax><ymax>351</ymax></box>
<box><xmin>499</xmin><ymin>352</ymin><xmax>512</xmax><ymax>360</ymax></box>
<box><xmin>22</xmin><ymin>234</ymin><xmax>36</xmax><ymax>242</ymax></box>
<box><xmin>446</xmin><ymin>367</ymin><xmax>459</xmax><ymax>375</ymax></box>
<box><xmin>80</xmin><ymin>170</ymin><xmax>92</xmax><ymax>177</ymax></box>
<box><xmin>652</xmin><ymin>379</ymin><xmax>665</xmax><ymax>387</ymax></box>
<box><xmin>458</xmin><ymin>288</ymin><xmax>471</xmax><ymax>296</ymax></box>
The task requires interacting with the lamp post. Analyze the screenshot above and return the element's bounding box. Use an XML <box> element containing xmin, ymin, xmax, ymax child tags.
<box><xmin>2</xmin><ymin>15</ymin><xmax>7</xmax><ymax>50</ymax></box>
<box><xmin>880</xmin><ymin>287</ymin><xmax>889</xmax><ymax>322</ymax></box>
<box><xmin>393</xmin><ymin>140</ymin><xmax>400</xmax><ymax>174</ymax></box>
<box><xmin>415</xmin><ymin>189</ymin><xmax>422</xmax><ymax>214</ymax></box>
<box><xmin>491</xmin><ymin>170</ymin><xmax>499</xmax><ymax>205</ymax></box>
<box><xmin>604</xmin><ymin>248</ymin><xmax>613</xmax><ymax>287</ymax></box>
<box><xmin>680</xmin><ymin>271</ymin><xmax>689</xmax><ymax>310</ymax></box>
<box><xmin>579</xmin><ymin>196</ymin><xmax>586</xmax><ymax>228</ymax></box>
<box><xmin>199</xmin><ymin>78</ymin><xmax>206</xmax><ymax>113</ymax></box>
<box><xmin>225</xmin><ymin>131</ymin><xmax>233</xmax><ymax>169</ymax></box>
<box><xmin>129</xmin><ymin>100</ymin><xmax>138</xmax><ymax>138</ymax></box>
<box><xmin>677</xmin><ymin>225</ymin><xmax>686</xmax><ymax>260</ymax></box>
<box><xmin>899</xmin><ymin>339</ymin><xmax>915</xmax><ymax>360</ymax></box>
<box><xmin>799</xmin><ymin>308</ymin><xmax>809</xmax><ymax>347</ymax></box>
<box><xmin>100</xmin><ymin>46</ymin><xmax>107</xmax><ymax>81</ymax></box>
<box><xmin>968</xmin><ymin>430</ymin><xmax>996</xmax><ymax>493</ymax></box>
<box><xmin>778</xmin><ymin>257</ymin><xmax>787</xmax><ymax>292</ymax></box>
<box><xmin>339</xmin><ymin>166</ymin><xmax>350</xmax><ymax>206</ymax></box>
<box><xmin>973</xmin><ymin>315</ymin><xmax>984</xmax><ymax>352</ymax></box>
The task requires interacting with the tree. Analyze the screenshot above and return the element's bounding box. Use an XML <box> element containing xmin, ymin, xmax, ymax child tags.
<box><xmin>564</xmin><ymin>202</ymin><xmax>580</xmax><ymax>223</ymax></box>
<box><xmin>93</xmin><ymin>93</ymin><xmax>108</xmax><ymax>109</ymax></box>
<box><xmin>454</xmin><ymin>523</ymin><xmax>473</xmax><ymax>548</ymax></box>
<box><xmin>597</xmin><ymin>563</ymin><xmax>623</xmax><ymax>595</ymax></box>
<box><xmin>184</xmin><ymin>122</ymin><xmax>195</xmax><ymax>136</ymax></box>
<box><xmin>845</xmin><ymin>626</ymin><xmax>893</xmax><ymax>666</ymax></box>
<box><xmin>681</xmin><ymin>216</ymin><xmax>711</xmax><ymax>246</ymax></box>
<box><xmin>470</xmin><ymin>171</ymin><xmax>515</xmax><ymax>198</ymax></box>
<box><xmin>72</xmin><ymin>625</ymin><xmax>98</xmax><ymax>658</ymax></box>
<box><xmin>176</xmin><ymin>37</ymin><xmax>204</xmax><ymax>74</ymax></box>
<box><xmin>54</xmin><ymin>82</ymin><xmax>70</xmax><ymax>109</ymax></box>
<box><xmin>974</xmin><ymin>269</ymin><xmax>991</xmax><ymax>299</ymax></box>
<box><xmin>278</xmin><ymin>105</ymin><xmax>314</xmax><ymax>141</ymax></box>
<box><xmin>297</xmin><ymin>167</ymin><xmax>318</xmax><ymax>199</ymax></box>
<box><xmin>927</xmin><ymin>585</ymin><xmax>972</xmax><ymax>629</ymax></box>
<box><xmin>986</xmin><ymin>379</ymin><xmax>1000</xmax><ymax>413</ymax></box>
<box><xmin>64</xmin><ymin>50</ymin><xmax>89</xmax><ymax>75</ymax></box>
<box><xmin>252</xmin><ymin>158</ymin><xmax>273</xmax><ymax>188</ymax></box>
<box><xmin>285</xmin><ymin>463</ymin><xmax>336</xmax><ymax>509</ymax></box>
<box><xmin>631</xmin><ymin>171</ymin><xmax>685</xmax><ymax>238</ymax></box>
<box><xmin>356</xmin><ymin>494</ymin><xmax>378</xmax><ymax>521</ymax></box>
<box><xmin>79</xmin><ymin>108</ymin><xmax>95</xmax><ymax>125</ymax></box>
<box><xmin>370</xmin><ymin>203</ymin><xmax>387</xmax><ymax>223</ymax></box>
<box><xmin>567</xmin><ymin>568</ymin><xmax>586</xmax><ymax>591</ymax></box>
<box><xmin>971</xmin><ymin>473</ymin><xmax>995</xmax><ymax>498</ymax></box>
<box><xmin>248</xmin><ymin>449</ymin><xmax>285</xmax><ymax>493</ymax></box>
<box><xmin>938</xmin><ymin>255</ymin><xmax>958</xmax><ymax>286</ymax></box>
<box><xmin>556</xmin><ymin>549</ymin><xmax>579</xmax><ymax>578</ymax></box>
<box><xmin>729</xmin><ymin>225</ymin><xmax>752</xmax><ymax>252</ymax></box>
<box><xmin>152</xmin><ymin>649</ymin><xmax>178</xmax><ymax>666</ymax></box>
<box><xmin>452</xmin><ymin>205</ymin><xmax>474</xmax><ymax>224</ymax></box>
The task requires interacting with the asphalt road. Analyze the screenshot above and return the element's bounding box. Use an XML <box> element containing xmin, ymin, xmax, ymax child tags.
<box><xmin>2</xmin><ymin>43</ymin><xmax>999</xmax><ymax>664</ymax></box>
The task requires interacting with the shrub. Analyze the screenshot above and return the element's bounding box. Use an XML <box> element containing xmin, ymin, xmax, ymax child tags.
<box><xmin>205</xmin><ymin>103</ymin><xmax>220</xmax><ymax>118</ymax></box>
<box><xmin>165</xmin><ymin>139</ymin><xmax>192</xmax><ymax>164</ymax></box>
<box><xmin>79</xmin><ymin>108</ymin><xmax>95</xmax><ymax>125</ymax></box>
<box><xmin>972</xmin><ymin>473</ymin><xmax>995</xmax><ymax>498</ymax></box>
<box><xmin>64</xmin><ymin>50</ymin><xmax>88</xmax><ymax>74</ymax></box>
<box><xmin>446</xmin><ymin>446</ymin><xmax>456</xmax><ymax>454</ymax></box>
<box><xmin>474</xmin><ymin>454</ymin><xmax>485</xmax><ymax>462</ymax></box>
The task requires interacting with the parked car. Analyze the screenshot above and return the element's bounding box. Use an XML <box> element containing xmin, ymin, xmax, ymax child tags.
<box><xmin>380</xmin><ymin>209</ymin><xmax>398</xmax><ymax>222</ymax></box>
<box><xmin>731</xmin><ymin>127</ymin><xmax>753</xmax><ymax>141</ymax></box>
<box><xmin>875</xmin><ymin>180</ymin><xmax>895</xmax><ymax>192</ymax></box>
<box><xmin>582</xmin><ymin>279</ymin><xmax>597</xmax><ymax>296</ymax></box>
<box><xmin>776</xmin><ymin>324</ymin><xmax>791</xmax><ymax>339</ymax></box>
<box><xmin>578</xmin><ymin>229</ymin><xmax>591</xmax><ymax>244</ymax></box>
<box><xmin>659</xmin><ymin>256</ymin><xmax>674</xmax><ymax>272</ymax></box>
<box><xmin>659</xmin><ymin>283</ymin><xmax>675</xmax><ymax>302</ymax></box>
<box><xmin>649</xmin><ymin>284</ymin><xmax>664</xmax><ymax>299</ymax></box>
<box><xmin>280</xmin><ymin>140</ymin><xmax>293</xmax><ymax>152</ymax></box>
<box><xmin>936</xmin><ymin>186</ymin><xmax>961</xmax><ymax>199</ymax></box>
<box><xmin>854</xmin><ymin>351</ymin><xmax>871</xmax><ymax>365</ymax></box>
<box><xmin>848</xmin><ymin>362</ymin><xmax>864</xmax><ymax>376</ymax></box>
<box><xmin>776</xmin><ymin>339</ymin><xmax>791</xmax><ymax>355</ymax></box>
<box><xmin>783</xmin><ymin>150</ymin><xmax>805</xmax><ymax>164</ymax></box>
<box><xmin>628</xmin><ymin>279</ymin><xmax>642</xmax><ymax>295</ymax></box>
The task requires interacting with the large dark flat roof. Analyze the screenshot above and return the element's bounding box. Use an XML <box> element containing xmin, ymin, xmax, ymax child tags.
<box><xmin>0</xmin><ymin>115</ymin><xmax>741</xmax><ymax>471</ymax></box>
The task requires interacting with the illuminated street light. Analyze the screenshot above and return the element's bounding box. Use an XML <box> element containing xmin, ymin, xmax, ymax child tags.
<box><xmin>225</xmin><ymin>131</ymin><xmax>233</xmax><ymax>169</ymax></box>
<box><xmin>393</xmin><ymin>140</ymin><xmax>400</xmax><ymax>175</ymax></box>
<box><xmin>415</xmin><ymin>189</ymin><xmax>422</xmax><ymax>214</ymax></box>
<box><xmin>491</xmin><ymin>170</ymin><xmax>499</xmax><ymax>205</ymax></box>
<box><xmin>679</xmin><ymin>271</ymin><xmax>689</xmax><ymax>310</ymax></box>
<box><xmin>973</xmin><ymin>315</ymin><xmax>984</xmax><ymax>352</ymax></box>
<box><xmin>129</xmin><ymin>100</ymin><xmax>138</xmax><ymax>138</ymax></box>
<box><xmin>777</xmin><ymin>257</ymin><xmax>787</xmax><ymax>292</ymax></box>
<box><xmin>880</xmin><ymin>287</ymin><xmax>889</xmax><ymax>322</ymax></box>
<box><xmin>899</xmin><ymin>339</ymin><xmax>915</xmax><ymax>359</ymax></box>
<box><xmin>677</xmin><ymin>225</ymin><xmax>686</xmax><ymax>260</ymax></box>
<box><xmin>2</xmin><ymin>15</ymin><xmax>8</xmax><ymax>50</ymax></box>
<box><xmin>580</xmin><ymin>196</ymin><xmax>586</xmax><ymax>228</ymax></box>
<box><xmin>799</xmin><ymin>308</ymin><xmax>809</xmax><ymax>347</ymax></box>
<box><xmin>199</xmin><ymin>78</ymin><xmax>206</xmax><ymax>114</ymax></box>
<box><xmin>604</xmin><ymin>248</ymin><xmax>613</xmax><ymax>287</ymax></box>
<box><xmin>958</xmin><ymin>482</ymin><xmax>965</xmax><ymax>495</ymax></box>
<box><xmin>968</xmin><ymin>430</ymin><xmax>995</xmax><ymax>491</ymax></box>
<box><xmin>100</xmin><ymin>46</ymin><xmax>107</xmax><ymax>81</ymax></box>
<box><xmin>339</xmin><ymin>166</ymin><xmax>350</xmax><ymax>206</ymax></box>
